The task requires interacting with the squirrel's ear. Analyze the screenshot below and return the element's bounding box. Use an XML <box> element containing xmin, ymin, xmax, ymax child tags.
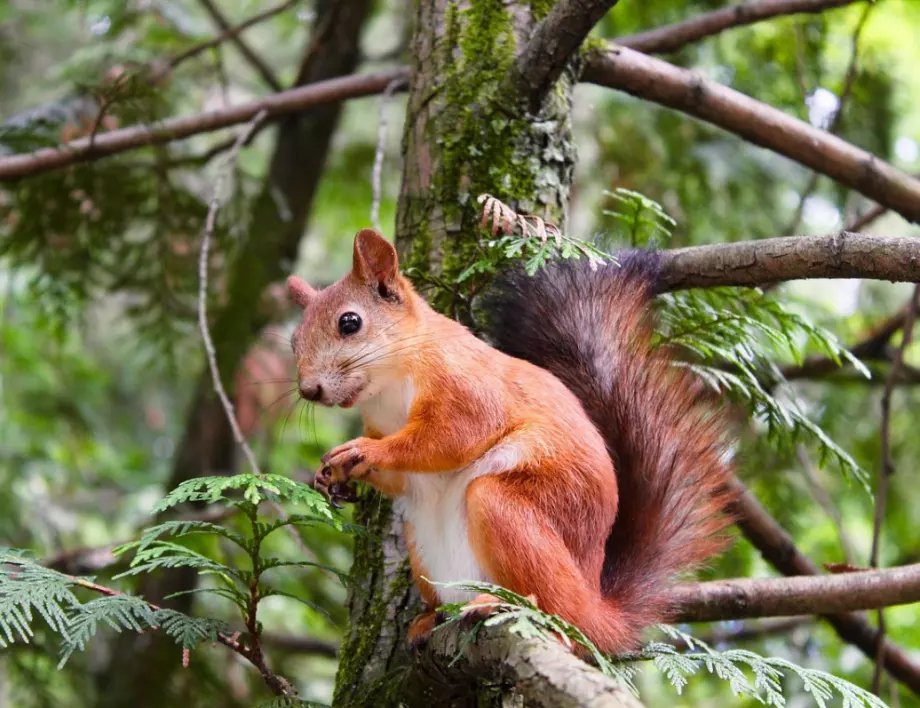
<box><xmin>352</xmin><ymin>228</ymin><xmax>400</xmax><ymax>299</ymax></box>
<box><xmin>286</xmin><ymin>276</ymin><xmax>316</xmax><ymax>308</ymax></box>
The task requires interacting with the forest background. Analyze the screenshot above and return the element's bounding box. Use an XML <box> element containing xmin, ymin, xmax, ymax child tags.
<box><xmin>2</xmin><ymin>0</ymin><xmax>920</xmax><ymax>706</ymax></box>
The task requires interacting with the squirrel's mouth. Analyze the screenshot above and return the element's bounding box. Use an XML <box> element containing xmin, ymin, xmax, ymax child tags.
<box><xmin>339</xmin><ymin>384</ymin><xmax>366</xmax><ymax>409</ymax></box>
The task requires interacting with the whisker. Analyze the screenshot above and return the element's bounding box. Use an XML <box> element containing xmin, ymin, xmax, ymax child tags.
<box><xmin>340</xmin><ymin>332</ymin><xmax>471</xmax><ymax>374</ymax></box>
<box><xmin>241</xmin><ymin>378</ymin><xmax>297</xmax><ymax>386</ymax></box>
<box><xmin>337</xmin><ymin>314</ymin><xmax>411</xmax><ymax>370</ymax></box>
<box><xmin>279</xmin><ymin>397</ymin><xmax>301</xmax><ymax>439</ymax></box>
<box><xmin>338</xmin><ymin>329</ymin><xmax>446</xmax><ymax>372</ymax></box>
<box><xmin>262</xmin><ymin>388</ymin><xmax>299</xmax><ymax>414</ymax></box>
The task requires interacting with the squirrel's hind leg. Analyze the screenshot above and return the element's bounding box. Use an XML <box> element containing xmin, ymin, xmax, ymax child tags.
<box><xmin>465</xmin><ymin>472</ymin><xmax>631</xmax><ymax>655</ymax></box>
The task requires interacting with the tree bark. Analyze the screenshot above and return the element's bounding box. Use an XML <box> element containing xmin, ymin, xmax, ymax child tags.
<box><xmin>656</xmin><ymin>232</ymin><xmax>920</xmax><ymax>292</ymax></box>
<box><xmin>336</xmin><ymin>1</ymin><xmax>589</xmax><ymax>705</ymax></box>
<box><xmin>93</xmin><ymin>2</ymin><xmax>372</xmax><ymax>705</ymax></box>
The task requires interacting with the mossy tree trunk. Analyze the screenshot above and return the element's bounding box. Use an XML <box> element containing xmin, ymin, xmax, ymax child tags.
<box><xmin>333</xmin><ymin>1</ymin><xmax>582</xmax><ymax>705</ymax></box>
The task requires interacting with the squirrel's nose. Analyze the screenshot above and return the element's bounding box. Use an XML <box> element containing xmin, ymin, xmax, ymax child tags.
<box><xmin>299</xmin><ymin>382</ymin><xmax>323</xmax><ymax>402</ymax></box>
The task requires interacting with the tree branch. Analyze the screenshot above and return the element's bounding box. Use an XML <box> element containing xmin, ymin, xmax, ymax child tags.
<box><xmin>668</xmin><ymin>563</ymin><xmax>920</xmax><ymax>622</ymax></box>
<box><xmin>728</xmin><ymin>476</ymin><xmax>920</xmax><ymax>695</ymax></box>
<box><xmin>617</xmin><ymin>0</ymin><xmax>862</xmax><ymax>55</ymax></box>
<box><xmin>261</xmin><ymin>633</ymin><xmax>339</xmax><ymax>658</ymax></box>
<box><xmin>0</xmin><ymin>69</ymin><xmax>407</xmax><ymax>181</ymax></box>
<box><xmin>195</xmin><ymin>0</ymin><xmax>284</xmax><ymax>91</ymax></box>
<box><xmin>656</xmin><ymin>232</ymin><xmax>920</xmax><ymax>292</ymax></box>
<box><xmin>418</xmin><ymin>621</ymin><xmax>645</xmax><ymax>708</ymax></box>
<box><xmin>583</xmin><ymin>47</ymin><xmax>920</xmax><ymax>224</ymax></box>
<box><xmin>509</xmin><ymin>0</ymin><xmax>620</xmax><ymax>113</ymax></box>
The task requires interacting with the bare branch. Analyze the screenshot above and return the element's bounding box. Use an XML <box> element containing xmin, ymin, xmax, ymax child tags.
<box><xmin>583</xmin><ymin>47</ymin><xmax>920</xmax><ymax>224</ymax></box>
<box><xmin>195</xmin><ymin>0</ymin><xmax>285</xmax><ymax>92</ymax></box>
<box><xmin>261</xmin><ymin>633</ymin><xmax>339</xmax><ymax>658</ymax></box>
<box><xmin>729</xmin><ymin>477</ymin><xmax>920</xmax><ymax>695</ymax></box>
<box><xmin>0</xmin><ymin>69</ymin><xmax>408</xmax><ymax>181</ymax></box>
<box><xmin>656</xmin><ymin>232</ymin><xmax>920</xmax><ymax>292</ymax></box>
<box><xmin>170</xmin><ymin>0</ymin><xmax>298</xmax><ymax>71</ymax></box>
<box><xmin>668</xmin><ymin>563</ymin><xmax>920</xmax><ymax>622</ymax></box>
<box><xmin>618</xmin><ymin>0</ymin><xmax>862</xmax><ymax>54</ymax></box>
<box><xmin>509</xmin><ymin>0</ymin><xmax>620</xmax><ymax>113</ymax></box>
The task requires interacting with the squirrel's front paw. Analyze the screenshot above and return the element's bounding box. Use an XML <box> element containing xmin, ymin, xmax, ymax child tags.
<box><xmin>321</xmin><ymin>438</ymin><xmax>376</xmax><ymax>481</ymax></box>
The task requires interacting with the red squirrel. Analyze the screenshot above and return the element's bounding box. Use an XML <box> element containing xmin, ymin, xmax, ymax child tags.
<box><xmin>287</xmin><ymin>227</ymin><xmax>735</xmax><ymax>654</ymax></box>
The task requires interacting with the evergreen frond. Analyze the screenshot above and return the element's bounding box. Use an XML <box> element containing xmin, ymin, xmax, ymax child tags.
<box><xmin>0</xmin><ymin>550</ymin><xmax>81</xmax><ymax>646</ymax></box>
<box><xmin>120</xmin><ymin>518</ymin><xmax>251</xmax><ymax>555</ymax></box>
<box><xmin>657</xmin><ymin>287</ymin><xmax>869</xmax><ymax>487</ymax></box>
<box><xmin>114</xmin><ymin>541</ymin><xmax>242</xmax><ymax>584</ymax></box>
<box><xmin>153</xmin><ymin>608</ymin><xmax>227</xmax><ymax>649</ymax></box>
<box><xmin>652</xmin><ymin>626</ymin><xmax>888</xmax><ymax>708</ymax></box>
<box><xmin>1</xmin><ymin>549</ymin><xmax>225</xmax><ymax>668</ymax></box>
<box><xmin>57</xmin><ymin>595</ymin><xmax>155</xmax><ymax>667</ymax></box>
<box><xmin>258</xmin><ymin>557</ymin><xmax>349</xmax><ymax>584</ymax></box>
<box><xmin>602</xmin><ymin>187</ymin><xmax>676</xmax><ymax>249</ymax></box>
<box><xmin>152</xmin><ymin>474</ymin><xmax>339</xmax><ymax>526</ymax></box>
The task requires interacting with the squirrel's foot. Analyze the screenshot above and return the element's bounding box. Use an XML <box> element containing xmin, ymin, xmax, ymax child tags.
<box><xmin>313</xmin><ymin>466</ymin><xmax>359</xmax><ymax>508</ymax></box>
<box><xmin>408</xmin><ymin>610</ymin><xmax>439</xmax><ymax>651</ymax></box>
<box><xmin>457</xmin><ymin>593</ymin><xmax>504</xmax><ymax>631</ymax></box>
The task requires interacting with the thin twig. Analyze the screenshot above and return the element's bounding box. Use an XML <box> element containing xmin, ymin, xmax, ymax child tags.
<box><xmin>796</xmin><ymin>445</ymin><xmax>856</xmax><ymax>565</ymax></box>
<box><xmin>783</xmin><ymin>2</ymin><xmax>873</xmax><ymax>234</ymax></box>
<box><xmin>198</xmin><ymin>110</ymin><xmax>268</xmax><ymax>478</ymax></box>
<box><xmin>195</xmin><ymin>0</ymin><xmax>283</xmax><ymax>92</ymax></box>
<box><xmin>170</xmin><ymin>0</ymin><xmax>298</xmax><ymax>70</ymax></box>
<box><xmin>195</xmin><ymin>112</ymin><xmax>324</xmax><ymax>568</ymax></box>
<box><xmin>370</xmin><ymin>78</ymin><xmax>403</xmax><ymax>231</ymax></box>
<box><xmin>870</xmin><ymin>284</ymin><xmax>920</xmax><ymax>693</ymax></box>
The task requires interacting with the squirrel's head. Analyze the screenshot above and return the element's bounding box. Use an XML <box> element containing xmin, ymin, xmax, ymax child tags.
<box><xmin>287</xmin><ymin>228</ymin><xmax>419</xmax><ymax>408</ymax></box>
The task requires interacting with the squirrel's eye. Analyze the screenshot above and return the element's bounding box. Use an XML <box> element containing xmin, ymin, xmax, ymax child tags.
<box><xmin>338</xmin><ymin>312</ymin><xmax>362</xmax><ymax>336</ymax></box>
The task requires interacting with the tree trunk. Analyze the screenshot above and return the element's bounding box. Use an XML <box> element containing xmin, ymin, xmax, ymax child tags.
<box><xmin>334</xmin><ymin>1</ymin><xmax>580</xmax><ymax>705</ymax></box>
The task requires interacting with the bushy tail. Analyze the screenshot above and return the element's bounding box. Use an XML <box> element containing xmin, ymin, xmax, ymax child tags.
<box><xmin>481</xmin><ymin>252</ymin><xmax>736</xmax><ymax>643</ymax></box>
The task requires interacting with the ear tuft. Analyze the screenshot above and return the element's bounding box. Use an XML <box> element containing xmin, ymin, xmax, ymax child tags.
<box><xmin>352</xmin><ymin>228</ymin><xmax>400</xmax><ymax>299</ymax></box>
<box><xmin>286</xmin><ymin>276</ymin><xmax>316</xmax><ymax>308</ymax></box>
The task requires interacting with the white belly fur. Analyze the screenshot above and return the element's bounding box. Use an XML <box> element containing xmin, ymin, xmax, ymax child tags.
<box><xmin>397</xmin><ymin>470</ymin><xmax>486</xmax><ymax>604</ymax></box>
<box><xmin>396</xmin><ymin>441</ymin><xmax>525</xmax><ymax>604</ymax></box>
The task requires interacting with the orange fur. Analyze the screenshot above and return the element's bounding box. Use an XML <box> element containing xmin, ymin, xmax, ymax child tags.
<box><xmin>289</xmin><ymin>229</ymin><xmax>733</xmax><ymax>655</ymax></box>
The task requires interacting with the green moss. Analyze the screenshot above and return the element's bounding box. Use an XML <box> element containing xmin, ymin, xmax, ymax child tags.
<box><xmin>413</xmin><ymin>0</ymin><xmax>575</xmax><ymax>315</ymax></box>
<box><xmin>529</xmin><ymin>0</ymin><xmax>555</xmax><ymax>22</ymax></box>
<box><xmin>333</xmin><ymin>495</ymin><xmax>417</xmax><ymax>708</ymax></box>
